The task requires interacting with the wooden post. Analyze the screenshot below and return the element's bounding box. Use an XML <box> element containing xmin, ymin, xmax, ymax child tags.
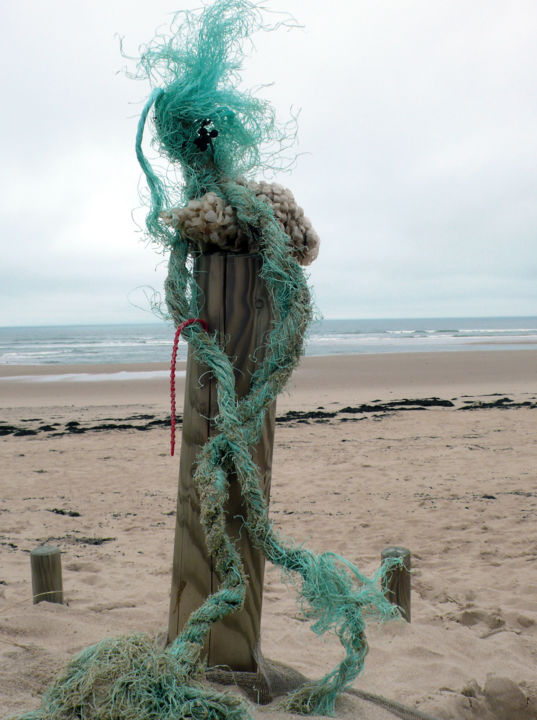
<box><xmin>381</xmin><ymin>546</ymin><xmax>411</xmax><ymax>623</ymax></box>
<box><xmin>168</xmin><ymin>252</ymin><xmax>275</xmax><ymax>672</ymax></box>
<box><xmin>31</xmin><ymin>545</ymin><xmax>63</xmax><ymax>604</ymax></box>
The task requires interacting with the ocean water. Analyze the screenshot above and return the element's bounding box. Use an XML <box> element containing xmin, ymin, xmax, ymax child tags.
<box><xmin>0</xmin><ymin>317</ymin><xmax>536</xmax><ymax>366</ymax></box>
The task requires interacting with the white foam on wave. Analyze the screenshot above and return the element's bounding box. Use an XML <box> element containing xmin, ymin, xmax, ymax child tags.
<box><xmin>0</xmin><ymin>370</ymin><xmax>184</xmax><ymax>383</ymax></box>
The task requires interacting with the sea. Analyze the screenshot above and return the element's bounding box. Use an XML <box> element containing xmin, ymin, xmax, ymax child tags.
<box><xmin>0</xmin><ymin>317</ymin><xmax>536</xmax><ymax>367</ymax></box>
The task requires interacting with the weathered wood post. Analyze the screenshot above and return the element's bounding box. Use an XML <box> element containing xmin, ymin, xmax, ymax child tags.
<box><xmin>30</xmin><ymin>544</ymin><xmax>63</xmax><ymax>604</ymax></box>
<box><xmin>381</xmin><ymin>546</ymin><xmax>411</xmax><ymax>622</ymax></box>
<box><xmin>168</xmin><ymin>252</ymin><xmax>275</xmax><ymax>672</ymax></box>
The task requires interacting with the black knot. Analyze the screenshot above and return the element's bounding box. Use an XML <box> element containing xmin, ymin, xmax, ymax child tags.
<box><xmin>194</xmin><ymin>119</ymin><xmax>218</xmax><ymax>152</ymax></box>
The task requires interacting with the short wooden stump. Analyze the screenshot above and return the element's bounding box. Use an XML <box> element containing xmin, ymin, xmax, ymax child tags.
<box><xmin>381</xmin><ymin>546</ymin><xmax>411</xmax><ymax>623</ymax></box>
<box><xmin>30</xmin><ymin>544</ymin><xmax>63</xmax><ymax>604</ymax></box>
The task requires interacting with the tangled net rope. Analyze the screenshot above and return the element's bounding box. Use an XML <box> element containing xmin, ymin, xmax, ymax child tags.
<box><xmin>13</xmin><ymin>3</ymin><xmax>401</xmax><ymax>719</ymax></box>
<box><xmin>162</xmin><ymin>181</ymin><xmax>400</xmax><ymax>718</ymax></box>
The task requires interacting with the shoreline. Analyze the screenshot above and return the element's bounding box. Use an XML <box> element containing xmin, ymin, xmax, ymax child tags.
<box><xmin>1</xmin><ymin>350</ymin><xmax>536</xmax><ymax>411</ymax></box>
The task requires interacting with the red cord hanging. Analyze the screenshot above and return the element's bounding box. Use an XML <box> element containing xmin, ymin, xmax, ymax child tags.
<box><xmin>170</xmin><ymin>318</ymin><xmax>208</xmax><ymax>456</ymax></box>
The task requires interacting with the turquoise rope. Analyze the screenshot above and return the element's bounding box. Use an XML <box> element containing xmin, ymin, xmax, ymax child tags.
<box><xmin>10</xmin><ymin>4</ymin><xmax>402</xmax><ymax>719</ymax></box>
<box><xmin>164</xmin><ymin>180</ymin><xmax>400</xmax><ymax>716</ymax></box>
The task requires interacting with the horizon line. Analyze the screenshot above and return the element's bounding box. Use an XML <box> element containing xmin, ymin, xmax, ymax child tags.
<box><xmin>1</xmin><ymin>314</ymin><xmax>537</xmax><ymax>330</ymax></box>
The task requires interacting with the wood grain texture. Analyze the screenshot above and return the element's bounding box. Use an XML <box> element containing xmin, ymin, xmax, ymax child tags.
<box><xmin>30</xmin><ymin>545</ymin><xmax>63</xmax><ymax>604</ymax></box>
<box><xmin>168</xmin><ymin>253</ymin><xmax>275</xmax><ymax>671</ymax></box>
<box><xmin>381</xmin><ymin>546</ymin><xmax>411</xmax><ymax>623</ymax></box>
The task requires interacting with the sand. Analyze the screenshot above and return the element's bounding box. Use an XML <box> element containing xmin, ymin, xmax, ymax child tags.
<box><xmin>1</xmin><ymin>351</ymin><xmax>537</xmax><ymax>719</ymax></box>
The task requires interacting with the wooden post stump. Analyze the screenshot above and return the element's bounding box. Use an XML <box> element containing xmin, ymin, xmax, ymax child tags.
<box><xmin>31</xmin><ymin>545</ymin><xmax>63</xmax><ymax>604</ymax></box>
<box><xmin>168</xmin><ymin>252</ymin><xmax>275</xmax><ymax>672</ymax></box>
<box><xmin>381</xmin><ymin>546</ymin><xmax>411</xmax><ymax>623</ymax></box>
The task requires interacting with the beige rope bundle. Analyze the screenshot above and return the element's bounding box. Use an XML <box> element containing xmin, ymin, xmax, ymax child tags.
<box><xmin>161</xmin><ymin>179</ymin><xmax>320</xmax><ymax>266</ymax></box>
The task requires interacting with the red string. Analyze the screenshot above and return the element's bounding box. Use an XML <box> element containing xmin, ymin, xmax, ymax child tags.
<box><xmin>170</xmin><ymin>318</ymin><xmax>208</xmax><ymax>456</ymax></box>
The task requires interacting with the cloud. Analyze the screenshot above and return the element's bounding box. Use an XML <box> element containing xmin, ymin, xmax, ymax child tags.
<box><xmin>1</xmin><ymin>0</ymin><xmax>536</xmax><ymax>325</ymax></box>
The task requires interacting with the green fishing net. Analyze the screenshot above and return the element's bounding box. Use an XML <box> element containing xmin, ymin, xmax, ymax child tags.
<box><xmin>14</xmin><ymin>3</ymin><xmax>401</xmax><ymax>719</ymax></box>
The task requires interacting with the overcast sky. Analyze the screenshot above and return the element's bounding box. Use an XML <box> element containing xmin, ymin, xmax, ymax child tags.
<box><xmin>1</xmin><ymin>0</ymin><xmax>536</xmax><ymax>326</ymax></box>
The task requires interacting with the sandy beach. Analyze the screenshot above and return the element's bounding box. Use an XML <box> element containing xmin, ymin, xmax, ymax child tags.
<box><xmin>1</xmin><ymin>351</ymin><xmax>537</xmax><ymax>719</ymax></box>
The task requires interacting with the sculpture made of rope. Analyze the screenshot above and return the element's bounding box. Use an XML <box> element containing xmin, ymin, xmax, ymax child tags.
<box><xmin>13</xmin><ymin>3</ymin><xmax>401</xmax><ymax>719</ymax></box>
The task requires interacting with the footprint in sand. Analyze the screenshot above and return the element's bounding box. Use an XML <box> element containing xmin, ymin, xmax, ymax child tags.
<box><xmin>65</xmin><ymin>561</ymin><xmax>100</xmax><ymax>573</ymax></box>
